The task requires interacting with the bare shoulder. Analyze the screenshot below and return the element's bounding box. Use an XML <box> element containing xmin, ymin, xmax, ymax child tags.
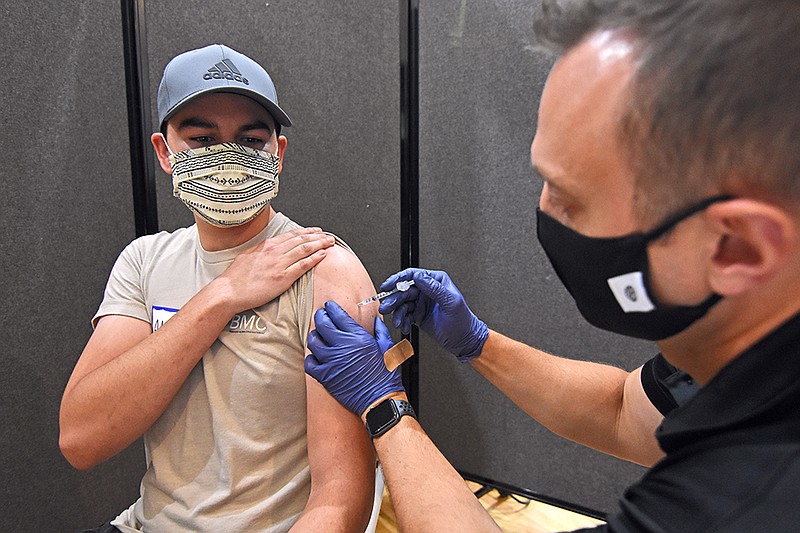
<box><xmin>314</xmin><ymin>243</ymin><xmax>366</xmax><ymax>277</ymax></box>
<box><xmin>312</xmin><ymin>244</ymin><xmax>378</xmax><ymax>329</ymax></box>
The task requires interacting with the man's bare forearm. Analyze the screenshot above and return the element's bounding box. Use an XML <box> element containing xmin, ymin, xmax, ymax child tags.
<box><xmin>59</xmin><ymin>281</ymin><xmax>236</xmax><ymax>469</ymax></box>
<box><xmin>371</xmin><ymin>397</ymin><xmax>501</xmax><ymax>533</ymax></box>
<box><xmin>470</xmin><ymin>330</ymin><xmax>663</xmax><ymax>465</ymax></box>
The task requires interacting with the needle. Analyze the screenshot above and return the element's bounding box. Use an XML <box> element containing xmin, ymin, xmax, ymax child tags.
<box><xmin>357</xmin><ymin>280</ymin><xmax>415</xmax><ymax>307</ymax></box>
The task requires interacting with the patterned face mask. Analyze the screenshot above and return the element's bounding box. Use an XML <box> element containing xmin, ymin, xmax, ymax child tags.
<box><xmin>164</xmin><ymin>138</ymin><xmax>281</xmax><ymax>227</ymax></box>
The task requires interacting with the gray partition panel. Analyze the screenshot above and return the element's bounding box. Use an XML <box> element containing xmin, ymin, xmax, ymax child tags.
<box><xmin>418</xmin><ymin>1</ymin><xmax>653</xmax><ymax>513</ymax></box>
<box><xmin>145</xmin><ymin>1</ymin><xmax>401</xmax><ymax>287</ymax></box>
<box><xmin>2</xmin><ymin>0</ymin><xmax>648</xmax><ymax>524</ymax></box>
<box><xmin>1</xmin><ymin>1</ymin><xmax>398</xmax><ymax>530</ymax></box>
<box><xmin>0</xmin><ymin>2</ymin><xmax>144</xmax><ymax>530</ymax></box>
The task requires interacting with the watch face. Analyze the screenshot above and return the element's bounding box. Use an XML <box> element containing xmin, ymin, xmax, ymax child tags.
<box><xmin>366</xmin><ymin>399</ymin><xmax>398</xmax><ymax>435</ymax></box>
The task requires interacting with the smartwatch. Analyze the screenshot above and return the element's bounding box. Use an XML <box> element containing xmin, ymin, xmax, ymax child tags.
<box><xmin>365</xmin><ymin>398</ymin><xmax>416</xmax><ymax>438</ymax></box>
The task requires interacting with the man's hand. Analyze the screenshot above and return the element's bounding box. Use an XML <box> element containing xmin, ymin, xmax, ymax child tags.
<box><xmin>305</xmin><ymin>301</ymin><xmax>405</xmax><ymax>416</ymax></box>
<box><xmin>214</xmin><ymin>228</ymin><xmax>335</xmax><ymax>314</ymax></box>
<box><xmin>379</xmin><ymin>268</ymin><xmax>489</xmax><ymax>362</ymax></box>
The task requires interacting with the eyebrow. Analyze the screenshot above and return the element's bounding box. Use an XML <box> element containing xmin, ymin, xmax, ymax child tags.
<box><xmin>176</xmin><ymin>117</ymin><xmax>274</xmax><ymax>136</ymax></box>
<box><xmin>531</xmin><ymin>162</ymin><xmax>561</xmax><ymax>188</ymax></box>
<box><xmin>176</xmin><ymin>117</ymin><xmax>216</xmax><ymax>131</ymax></box>
<box><xmin>532</xmin><ymin>162</ymin><xmax>577</xmax><ymax>199</ymax></box>
<box><xmin>240</xmin><ymin>120</ymin><xmax>274</xmax><ymax>134</ymax></box>
<box><xmin>531</xmin><ymin>162</ymin><xmax>549</xmax><ymax>180</ymax></box>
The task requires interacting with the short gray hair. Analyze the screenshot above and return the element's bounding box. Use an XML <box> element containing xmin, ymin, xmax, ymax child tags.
<box><xmin>534</xmin><ymin>0</ymin><xmax>800</xmax><ymax>220</ymax></box>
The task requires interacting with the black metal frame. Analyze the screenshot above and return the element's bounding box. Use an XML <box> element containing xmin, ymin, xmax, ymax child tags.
<box><xmin>399</xmin><ymin>0</ymin><xmax>421</xmax><ymax>412</ymax></box>
<box><xmin>396</xmin><ymin>0</ymin><xmax>605</xmax><ymax>519</ymax></box>
<box><xmin>121</xmin><ymin>0</ymin><xmax>159</xmax><ymax>236</ymax></box>
<box><xmin>462</xmin><ymin>470</ymin><xmax>606</xmax><ymax>521</ymax></box>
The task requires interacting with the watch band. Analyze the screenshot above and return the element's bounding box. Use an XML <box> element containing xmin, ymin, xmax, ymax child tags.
<box><xmin>365</xmin><ymin>398</ymin><xmax>416</xmax><ymax>438</ymax></box>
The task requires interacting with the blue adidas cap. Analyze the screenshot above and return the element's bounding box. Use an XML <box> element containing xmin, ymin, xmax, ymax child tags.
<box><xmin>156</xmin><ymin>44</ymin><xmax>292</xmax><ymax>131</ymax></box>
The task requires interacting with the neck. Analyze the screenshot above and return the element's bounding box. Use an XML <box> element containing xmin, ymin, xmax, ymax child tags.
<box><xmin>195</xmin><ymin>207</ymin><xmax>276</xmax><ymax>252</ymax></box>
<box><xmin>658</xmin><ymin>286</ymin><xmax>800</xmax><ymax>384</ymax></box>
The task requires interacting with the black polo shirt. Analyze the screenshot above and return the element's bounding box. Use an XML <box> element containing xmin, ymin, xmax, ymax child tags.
<box><xmin>576</xmin><ymin>313</ymin><xmax>800</xmax><ymax>532</ymax></box>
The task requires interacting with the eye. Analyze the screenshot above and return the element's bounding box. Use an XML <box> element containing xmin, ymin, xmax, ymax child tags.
<box><xmin>189</xmin><ymin>135</ymin><xmax>216</xmax><ymax>147</ymax></box>
<box><xmin>541</xmin><ymin>182</ymin><xmax>578</xmax><ymax>223</ymax></box>
<box><xmin>240</xmin><ymin>136</ymin><xmax>268</xmax><ymax>149</ymax></box>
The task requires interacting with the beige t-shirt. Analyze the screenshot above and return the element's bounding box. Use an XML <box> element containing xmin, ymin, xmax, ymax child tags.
<box><xmin>96</xmin><ymin>213</ymin><xmax>328</xmax><ymax>532</ymax></box>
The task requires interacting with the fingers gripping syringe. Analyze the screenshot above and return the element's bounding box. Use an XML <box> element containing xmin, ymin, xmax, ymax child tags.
<box><xmin>357</xmin><ymin>280</ymin><xmax>415</xmax><ymax>307</ymax></box>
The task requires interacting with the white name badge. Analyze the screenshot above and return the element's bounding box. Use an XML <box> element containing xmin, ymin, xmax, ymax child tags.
<box><xmin>152</xmin><ymin>306</ymin><xmax>179</xmax><ymax>332</ymax></box>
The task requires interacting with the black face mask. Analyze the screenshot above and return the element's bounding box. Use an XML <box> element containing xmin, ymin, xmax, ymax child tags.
<box><xmin>535</xmin><ymin>196</ymin><xmax>732</xmax><ymax>341</ymax></box>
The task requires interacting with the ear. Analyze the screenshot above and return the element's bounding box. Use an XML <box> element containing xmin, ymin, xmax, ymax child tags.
<box><xmin>151</xmin><ymin>132</ymin><xmax>173</xmax><ymax>174</ymax></box>
<box><xmin>276</xmin><ymin>135</ymin><xmax>287</xmax><ymax>174</ymax></box>
<box><xmin>705</xmin><ymin>199</ymin><xmax>797</xmax><ymax>296</ymax></box>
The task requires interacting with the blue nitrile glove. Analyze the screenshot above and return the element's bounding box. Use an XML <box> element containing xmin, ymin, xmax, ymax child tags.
<box><xmin>305</xmin><ymin>301</ymin><xmax>405</xmax><ymax>416</ymax></box>
<box><xmin>378</xmin><ymin>268</ymin><xmax>489</xmax><ymax>363</ymax></box>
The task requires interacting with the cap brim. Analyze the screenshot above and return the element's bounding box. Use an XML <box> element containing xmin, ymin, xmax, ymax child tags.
<box><xmin>160</xmin><ymin>86</ymin><xmax>292</xmax><ymax>130</ymax></box>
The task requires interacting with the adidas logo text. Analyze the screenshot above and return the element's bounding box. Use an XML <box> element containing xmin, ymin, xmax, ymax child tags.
<box><xmin>204</xmin><ymin>58</ymin><xmax>249</xmax><ymax>85</ymax></box>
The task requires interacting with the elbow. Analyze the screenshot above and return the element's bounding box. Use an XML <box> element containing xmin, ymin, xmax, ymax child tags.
<box><xmin>306</xmin><ymin>477</ymin><xmax>375</xmax><ymax>531</ymax></box>
<box><xmin>58</xmin><ymin>433</ymin><xmax>96</xmax><ymax>470</ymax></box>
<box><xmin>59</xmin><ymin>395</ymin><xmax>107</xmax><ymax>470</ymax></box>
<box><xmin>345</xmin><ymin>482</ymin><xmax>375</xmax><ymax>533</ymax></box>
<box><xmin>59</xmin><ymin>418</ymin><xmax>102</xmax><ymax>470</ymax></box>
<box><xmin>60</xmin><ymin>434</ymin><xmax>101</xmax><ymax>470</ymax></box>
<box><xmin>354</xmin><ymin>475</ymin><xmax>379</xmax><ymax>529</ymax></box>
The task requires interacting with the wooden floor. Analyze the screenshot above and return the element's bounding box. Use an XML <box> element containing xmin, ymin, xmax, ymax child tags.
<box><xmin>375</xmin><ymin>480</ymin><xmax>605</xmax><ymax>532</ymax></box>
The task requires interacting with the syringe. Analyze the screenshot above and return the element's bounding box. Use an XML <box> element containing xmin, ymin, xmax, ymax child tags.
<box><xmin>357</xmin><ymin>280</ymin><xmax>415</xmax><ymax>307</ymax></box>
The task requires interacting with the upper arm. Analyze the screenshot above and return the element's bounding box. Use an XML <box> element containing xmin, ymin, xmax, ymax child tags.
<box><xmin>63</xmin><ymin>314</ymin><xmax>152</xmax><ymax>398</ymax></box>
<box><xmin>66</xmin><ymin>238</ymin><xmax>152</xmax><ymax>396</ymax></box>
<box><xmin>311</xmin><ymin>243</ymin><xmax>378</xmax><ymax>333</ymax></box>
<box><xmin>305</xmin><ymin>245</ymin><xmax>377</xmax><ymax>495</ymax></box>
<box><xmin>615</xmin><ymin>366</ymin><xmax>666</xmax><ymax>466</ymax></box>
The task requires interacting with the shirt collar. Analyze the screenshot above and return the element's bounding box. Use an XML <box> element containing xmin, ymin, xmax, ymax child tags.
<box><xmin>657</xmin><ymin>312</ymin><xmax>800</xmax><ymax>452</ymax></box>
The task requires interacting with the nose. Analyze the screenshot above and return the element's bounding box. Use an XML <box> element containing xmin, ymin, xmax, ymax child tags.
<box><xmin>538</xmin><ymin>182</ymin><xmax>552</xmax><ymax>212</ymax></box>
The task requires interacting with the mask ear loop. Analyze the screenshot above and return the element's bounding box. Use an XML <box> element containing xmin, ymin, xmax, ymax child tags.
<box><xmin>159</xmin><ymin>133</ymin><xmax>185</xmax><ymax>197</ymax></box>
<box><xmin>643</xmin><ymin>194</ymin><xmax>736</xmax><ymax>242</ymax></box>
<box><xmin>158</xmin><ymin>132</ymin><xmax>176</xmax><ymax>158</ymax></box>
